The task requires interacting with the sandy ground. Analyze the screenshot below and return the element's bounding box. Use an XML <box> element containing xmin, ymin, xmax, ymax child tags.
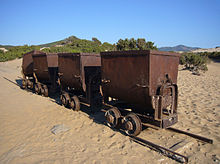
<box><xmin>192</xmin><ymin>47</ymin><xmax>220</xmax><ymax>53</ymax></box>
<box><xmin>0</xmin><ymin>59</ymin><xmax>219</xmax><ymax>164</ymax></box>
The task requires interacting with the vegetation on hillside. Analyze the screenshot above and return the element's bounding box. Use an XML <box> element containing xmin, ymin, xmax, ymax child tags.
<box><xmin>0</xmin><ymin>36</ymin><xmax>158</xmax><ymax>62</ymax></box>
<box><xmin>116</xmin><ymin>38</ymin><xmax>157</xmax><ymax>51</ymax></box>
<box><xmin>40</xmin><ymin>36</ymin><xmax>80</xmax><ymax>48</ymax></box>
<box><xmin>0</xmin><ymin>45</ymin><xmax>40</xmax><ymax>62</ymax></box>
<box><xmin>0</xmin><ymin>45</ymin><xmax>13</xmax><ymax>49</ymax></box>
<box><xmin>0</xmin><ymin>36</ymin><xmax>115</xmax><ymax>61</ymax></box>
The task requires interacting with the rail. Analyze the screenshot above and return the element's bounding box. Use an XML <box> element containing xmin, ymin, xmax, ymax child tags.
<box><xmin>130</xmin><ymin>135</ymin><xmax>188</xmax><ymax>163</ymax></box>
<box><xmin>167</xmin><ymin>127</ymin><xmax>213</xmax><ymax>144</ymax></box>
<box><xmin>129</xmin><ymin>127</ymin><xmax>213</xmax><ymax>163</ymax></box>
<box><xmin>11</xmin><ymin>76</ymin><xmax>214</xmax><ymax>163</ymax></box>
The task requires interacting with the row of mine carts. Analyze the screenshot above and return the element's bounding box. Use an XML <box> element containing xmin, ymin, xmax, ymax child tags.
<box><xmin>22</xmin><ymin>50</ymin><xmax>180</xmax><ymax>136</ymax></box>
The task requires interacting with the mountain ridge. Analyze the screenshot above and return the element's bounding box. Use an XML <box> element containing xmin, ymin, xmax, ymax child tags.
<box><xmin>158</xmin><ymin>45</ymin><xmax>200</xmax><ymax>52</ymax></box>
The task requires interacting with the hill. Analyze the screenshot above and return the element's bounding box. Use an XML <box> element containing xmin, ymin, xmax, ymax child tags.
<box><xmin>159</xmin><ymin>45</ymin><xmax>200</xmax><ymax>52</ymax></box>
<box><xmin>38</xmin><ymin>36</ymin><xmax>80</xmax><ymax>48</ymax></box>
<box><xmin>0</xmin><ymin>36</ymin><xmax>116</xmax><ymax>61</ymax></box>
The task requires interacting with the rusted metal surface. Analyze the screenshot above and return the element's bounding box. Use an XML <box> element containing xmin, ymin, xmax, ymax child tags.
<box><xmin>58</xmin><ymin>52</ymin><xmax>102</xmax><ymax>107</ymax></box>
<box><xmin>32</xmin><ymin>53</ymin><xmax>59</xmax><ymax>94</ymax></box>
<box><xmin>47</xmin><ymin>53</ymin><xmax>58</xmax><ymax>67</ymax></box>
<box><xmin>32</xmin><ymin>53</ymin><xmax>49</xmax><ymax>82</ymax></box>
<box><xmin>58</xmin><ymin>53</ymin><xmax>81</xmax><ymax>90</ymax></box>
<box><xmin>101</xmin><ymin>50</ymin><xmax>180</xmax><ymax>128</ymax></box>
<box><xmin>47</xmin><ymin>53</ymin><xmax>59</xmax><ymax>92</ymax></box>
<box><xmin>105</xmin><ymin>107</ymin><xmax>122</xmax><ymax>128</ymax></box>
<box><xmin>124</xmin><ymin>113</ymin><xmax>142</xmax><ymax>136</ymax></box>
<box><xmin>22</xmin><ymin>50</ymin><xmax>45</xmax><ymax>77</ymax></box>
<box><xmin>128</xmin><ymin>127</ymin><xmax>213</xmax><ymax>163</ymax></box>
<box><xmin>58</xmin><ymin>53</ymin><xmax>101</xmax><ymax>91</ymax></box>
<box><xmin>167</xmin><ymin>127</ymin><xmax>213</xmax><ymax>144</ymax></box>
<box><xmin>130</xmin><ymin>135</ymin><xmax>188</xmax><ymax>163</ymax></box>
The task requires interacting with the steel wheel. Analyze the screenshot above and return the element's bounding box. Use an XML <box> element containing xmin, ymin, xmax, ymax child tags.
<box><xmin>21</xmin><ymin>79</ymin><xmax>27</xmax><ymax>89</ymax></box>
<box><xmin>39</xmin><ymin>84</ymin><xmax>44</xmax><ymax>95</ymax></box>
<box><xmin>43</xmin><ymin>85</ymin><xmax>48</xmax><ymax>97</ymax></box>
<box><xmin>123</xmin><ymin>113</ymin><xmax>142</xmax><ymax>136</ymax></box>
<box><xmin>34</xmin><ymin>83</ymin><xmax>41</xmax><ymax>94</ymax></box>
<box><xmin>27</xmin><ymin>80</ymin><xmax>33</xmax><ymax>89</ymax></box>
<box><xmin>105</xmin><ymin>107</ymin><xmax>121</xmax><ymax>128</ymax></box>
<box><xmin>30</xmin><ymin>82</ymin><xmax>34</xmax><ymax>89</ymax></box>
<box><xmin>60</xmin><ymin>93</ymin><xmax>69</xmax><ymax>107</ymax></box>
<box><xmin>70</xmin><ymin>95</ymin><xmax>80</xmax><ymax>111</ymax></box>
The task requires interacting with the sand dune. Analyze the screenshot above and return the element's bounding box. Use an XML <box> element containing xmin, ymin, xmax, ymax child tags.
<box><xmin>192</xmin><ymin>47</ymin><xmax>220</xmax><ymax>53</ymax></box>
<box><xmin>0</xmin><ymin>59</ymin><xmax>219</xmax><ymax>164</ymax></box>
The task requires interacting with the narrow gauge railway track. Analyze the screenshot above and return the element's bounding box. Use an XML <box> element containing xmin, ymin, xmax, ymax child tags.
<box><xmin>101</xmin><ymin>108</ymin><xmax>213</xmax><ymax>163</ymax></box>
<box><xmin>129</xmin><ymin>135</ymin><xmax>189</xmax><ymax>163</ymax></box>
<box><xmin>7</xmin><ymin>76</ymin><xmax>214</xmax><ymax>164</ymax></box>
<box><xmin>129</xmin><ymin>128</ymin><xmax>213</xmax><ymax>163</ymax></box>
<box><xmin>167</xmin><ymin>127</ymin><xmax>213</xmax><ymax>144</ymax></box>
<box><xmin>93</xmin><ymin>108</ymin><xmax>213</xmax><ymax>163</ymax></box>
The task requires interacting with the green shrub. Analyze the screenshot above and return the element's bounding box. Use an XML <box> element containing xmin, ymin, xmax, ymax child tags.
<box><xmin>0</xmin><ymin>39</ymin><xmax>116</xmax><ymax>62</ymax></box>
<box><xmin>199</xmin><ymin>51</ymin><xmax>220</xmax><ymax>59</ymax></box>
<box><xmin>116</xmin><ymin>38</ymin><xmax>157</xmax><ymax>51</ymax></box>
<box><xmin>0</xmin><ymin>36</ymin><xmax>157</xmax><ymax>62</ymax></box>
<box><xmin>180</xmin><ymin>53</ymin><xmax>208</xmax><ymax>74</ymax></box>
<box><xmin>0</xmin><ymin>45</ymin><xmax>40</xmax><ymax>62</ymax></box>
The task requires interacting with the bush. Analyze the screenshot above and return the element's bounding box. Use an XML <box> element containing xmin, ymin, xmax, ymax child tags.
<box><xmin>0</xmin><ymin>38</ymin><xmax>116</xmax><ymax>62</ymax></box>
<box><xmin>180</xmin><ymin>53</ymin><xmax>208</xmax><ymax>74</ymax></box>
<box><xmin>116</xmin><ymin>38</ymin><xmax>157</xmax><ymax>51</ymax></box>
<box><xmin>0</xmin><ymin>36</ymin><xmax>157</xmax><ymax>62</ymax></box>
<box><xmin>198</xmin><ymin>51</ymin><xmax>220</xmax><ymax>59</ymax></box>
<box><xmin>0</xmin><ymin>45</ymin><xmax>40</xmax><ymax>62</ymax></box>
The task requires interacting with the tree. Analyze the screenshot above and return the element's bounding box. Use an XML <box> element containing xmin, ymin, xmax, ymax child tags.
<box><xmin>116</xmin><ymin>39</ymin><xmax>125</xmax><ymax>50</ymax></box>
<box><xmin>92</xmin><ymin>37</ymin><xmax>101</xmax><ymax>45</ymax></box>
<box><xmin>146</xmin><ymin>41</ymin><xmax>157</xmax><ymax>50</ymax></box>
<box><xmin>129</xmin><ymin>38</ymin><xmax>137</xmax><ymax>50</ymax></box>
<box><xmin>116</xmin><ymin>38</ymin><xmax>157</xmax><ymax>51</ymax></box>
<box><xmin>137</xmin><ymin>38</ymin><xmax>146</xmax><ymax>50</ymax></box>
<box><xmin>124</xmin><ymin>38</ymin><xmax>130</xmax><ymax>50</ymax></box>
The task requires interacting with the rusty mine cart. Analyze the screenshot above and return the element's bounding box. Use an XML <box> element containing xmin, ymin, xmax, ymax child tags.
<box><xmin>21</xmin><ymin>50</ymin><xmax>59</xmax><ymax>97</ymax></box>
<box><xmin>58</xmin><ymin>53</ymin><xmax>102</xmax><ymax>111</ymax></box>
<box><xmin>101</xmin><ymin>50</ymin><xmax>180</xmax><ymax>136</ymax></box>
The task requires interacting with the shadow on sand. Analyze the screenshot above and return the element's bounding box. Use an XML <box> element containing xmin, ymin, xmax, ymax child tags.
<box><xmin>210</xmin><ymin>58</ymin><xmax>220</xmax><ymax>63</ymax></box>
<box><xmin>9</xmin><ymin>77</ymin><xmax>148</xmax><ymax>135</ymax></box>
<box><xmin>2</xmin><ymin>76</ymin><xmax>187</xmax><ymax>163</ymax></box>
<box><xmin>15</xmin><ymin>79</ymin><xmax>23</xmax><ymax>86</ymax></box>
<box><xmin>11</xmin><ymin>77</ymin><xmax>112</xmax><ymax>129</ymax></box>
<box><xmin>3</xmin><ymin>76</ymin><xmax>22</xmax><ymax>87</ymax></box>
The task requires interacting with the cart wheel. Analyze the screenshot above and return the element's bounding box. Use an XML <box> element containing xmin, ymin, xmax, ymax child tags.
<box><xmin>40</xmin><ymin>84</ymin><xmax>44</xmax><ymax>95</ymax></box>
<box><xmin>34</xmin><ymin>83</ymin><xmax>41</xmax><ymax>94</ymax></box>
<box><xmin>123</xmin><ymin>113</ymin><xmax>142</xmax><ymax>136</ymax></box>
<box><xmin>21</xmin><ymin>79</ymin><xmax>27</xmax><ymax>89</ymax></box>
<box><xmin>28</xmin><ymin>81</ymin><xmax>34</xmax><ymax>89</ymax></box>
<box><xmin>70</xmin><ymin>96</ymin><xmax>80</xmax><ymax>111</ymax></box>
<box><xmin>43</xmin><ymin>85</ymin><xmax>48</xmax><ymax>97</ymax></box>
<box><xmin>105</xmin><ymin>107</ymin><xmax>121</xmax><ymax>128</ymax></box>
<box><xmin>60</xmin><ymin>93</ymin><xmax>69</xmax><ymax>107</ymax></box>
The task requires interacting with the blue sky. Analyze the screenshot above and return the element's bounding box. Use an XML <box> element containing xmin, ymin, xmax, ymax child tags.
<box><xmin>0</xmin><ymin>0</ymin><xmax>219</xmax><ymax>48</ymax></box>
